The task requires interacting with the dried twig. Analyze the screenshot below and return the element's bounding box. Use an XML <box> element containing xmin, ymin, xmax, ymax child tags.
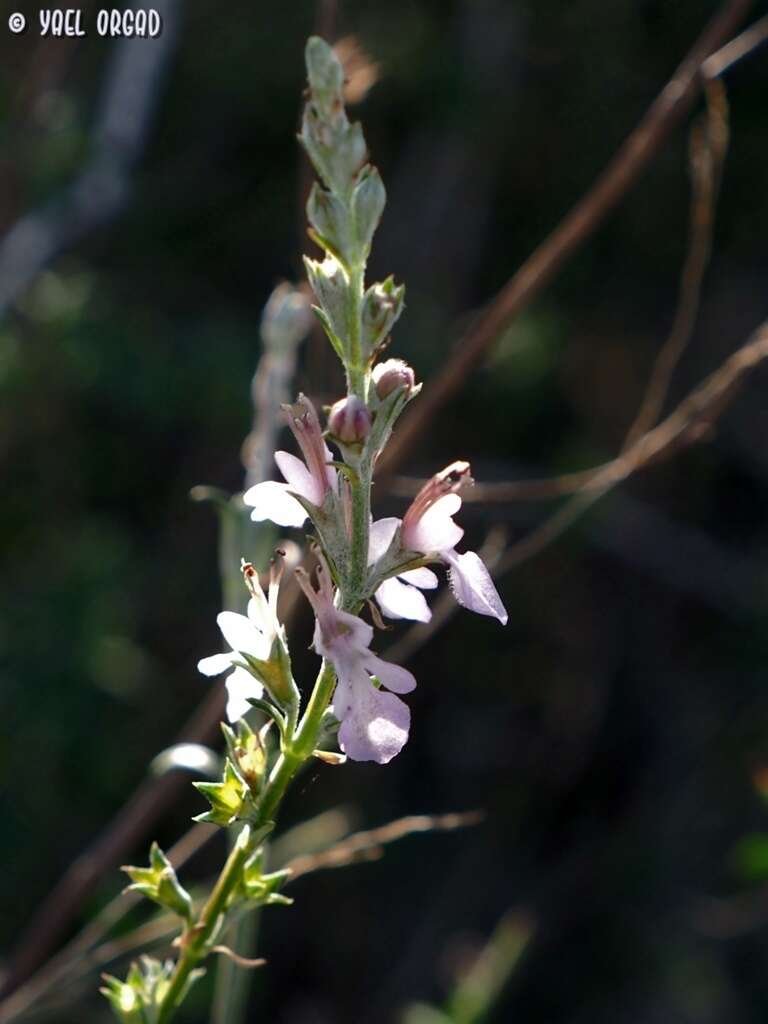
<box><xmin>376</xmin><ymin>0</ymin><xmax>753</xmax><ymax>479</ymax></box>
<box><xmin>387</xmin><ymin>316</ymin><xmax>768</xmax><ymax>668</ymax></box>
<box><xmin>283</xmin><ymin>811</ymin><xmax>485</xmax><ymax>881</ymax></box>
<box><xmin>622</xmin><ymin>78</ymin><xmax>729</xmax><ymax>450</ymax></box>
<box><xmin>495</xmin><ymin>319</ymin><xmax>768</xmax><ymax>575</ymax></box>
<box><xmin>390</xmin><ymin>80</ymin><xmax>730</xmax><ymax>506</ymax></box>
<box><xmin>701</xmin><ymin>12</ymin><xmax>768</xmax><ymax>78</ymax></box>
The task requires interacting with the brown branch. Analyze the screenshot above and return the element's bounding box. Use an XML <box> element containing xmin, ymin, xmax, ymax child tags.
<box><xmin>378</xmin><ymin>316</ymin><xmax>768</xmax><ymax>671</ymax></box>
<box><xmin>701</xmin><ymin>12</ymin><xmax>768</xmax><ymax>78</ymax></box>
<box><xmin>495</xmin><ymin>318</ymin><xmax>768</xmax><ymax>575</ymax></box>
<box><xmin>282</xmin><ymin>810</ymin><xmax>485</xmax><ymax>881</ymax></box>
<box><xmin>621</xmin><ymin>78</ymin><xmax>729</xmax><ymax>449</ymax></box>
<box><xmin>392</xmin><ymin>77</ymin><xmax>730</xmax><ymax>507</ymax></box>
<box><xmin>376</xmin><ymin>0</ymin><xmax>753</xmax><ymax>480</ymax></box>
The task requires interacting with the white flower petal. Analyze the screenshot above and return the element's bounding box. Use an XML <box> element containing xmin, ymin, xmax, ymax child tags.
<box><xmin>364</xmin><ymin>653</ymin><xmax>417</xmax><ymax>694</ymax></box>
<box><xmin>274</xmin><ymin>451</ymin><xmax>319</xmax><ymax>504</ymax></box>
<box><xmin>243</xmin><ymin>480</ymin><xmax>308</xmax><ymax>528</ymax></box>
<box><xmin>197</xmin><ymin>652</ymin><xmax>234</xmax><ymax>677</ymax></box>
<box><xmin>375</xmin><ymin>576</ymin><xmax>432</xmax><ymax>623</ymax></box>
<box><xmin>225</xmin><ymin>667</ymin><xmax>264</xmax><ymax>723</ymax></box>
<box><xmin>368</xmin><ymin>518</ymin><xmax>400</xmax><ymax>564</ymax></box>
<box><xmin>406</xmin><ymin>494</ymin><xmax>464</xmax><ymax>554</ymax></box>
<box><xmin>444</xmin><ymin>549</ymin><xmax>508</xmax><ymax>625</ymax></box>
<box><xmin>216</xmin><ymin>611</ymin><xmax>269</xmax><ymax>659</ymax></box>
<box><xmin>398</xmin><ymin>566</ymin><xmax>439</xmax><ymax>589</ymax></box>
<box><xmin>246</xmin><ymin>595</ymin><xmax>271</xmax><ymax>636</ymax></box>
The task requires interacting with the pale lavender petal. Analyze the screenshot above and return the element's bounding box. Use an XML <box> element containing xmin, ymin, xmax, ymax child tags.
<box><xmin>368</xmin><ymin>518</ymin><xmax>400</xmax><ymax>564</ymax></box>
<box><xmin>225</xmin><ymin>667</ymin><xmax>264</xmax><ymax>723</ymax></box>
<box><xmin>375</xmin><ymin>576</ymin><xmax>432</xmax><ymax>623</ymax></box>
<box><xmin>337</xmin><ymin>685</ymin><xmax>411</xmax><ymax>764</ymax></box>
<box><xmin>243</xmin><ymin>480</ymin><xmax>307</xmax><ymax>528</ymax></box>
<box><xmin>444</xmin><ymin>549</ymin><xmax>508</xmax><ymax>625</ymax></box>
<box><xmin>363</xmin><ymin>653</ymin><xmax>417</xmax><ymax>694</ymax></box>
<box><xmin>313</xmin><ymin>606</ymin><xmax>373</xmax><ymax>662</ymax></box>
<box><xmin>216</xmin><ymin>611</ymin><xmax>269</xmax><ymax>659</ymax></box>
<box><xmin>398</xmin><ymin>567</ymin><xmax>439</xmax><ymax>589</ymax></box>
<box><xmin>274</xmin><ymin>451</ymin><xmax>320</xmax><ymax>504</ymax></box>
<box><xmin>197</xmin><ymin>652</ymin><xmax>233</xmax><ymax>677</ymax></box>
<box><xmin>405</xmin><ymin>494</ymin><xmax>464</xmax><ymax>554</ymax></box>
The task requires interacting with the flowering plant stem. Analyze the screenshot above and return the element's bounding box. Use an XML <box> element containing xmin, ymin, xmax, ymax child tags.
<box><xmin>157</xmin><ymin>659</ymin><xmax>337</xmax><ymax>1024</ymax></box>
<box><xmin>103</xmin><ymin>37</ymin><xmax>507</xmax><ymax>1024</ymax></box>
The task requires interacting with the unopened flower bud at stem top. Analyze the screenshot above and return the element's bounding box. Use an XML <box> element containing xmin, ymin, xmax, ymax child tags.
<box><xmin>328</xmin><ymin>395</ymin><xmax>371</xmax><ymax>444</ymax></box>
<box><xmin>372</xmin><ymin>358</ymin><xmax>415</xmax><ymax>399</ymax></box>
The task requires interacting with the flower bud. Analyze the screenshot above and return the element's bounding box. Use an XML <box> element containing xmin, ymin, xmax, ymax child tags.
<box><xmin>328</xmin><ymin>395</ymin><xmax>371</xmax><ymax>444</ymax></box>
<box><xmin>361</xmin><ymin>276</ymin><xmax>405</xmax><ymax>354</ymax></box>
<box><xmin>372</xmin><ymin>358</ymin><xmax>415</xmax><ymax>399</ymax></box>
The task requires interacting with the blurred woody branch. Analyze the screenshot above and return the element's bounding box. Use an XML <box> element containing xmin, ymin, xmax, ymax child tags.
<box><xmin>1</xmin><ymin>0</ymin><xmax>765</xmax><ymax>1007</ymax></box>
<box><xmin>376</xmin><ymin>0</ymin><xmax>757</xmax><ymax>478</ymax></box>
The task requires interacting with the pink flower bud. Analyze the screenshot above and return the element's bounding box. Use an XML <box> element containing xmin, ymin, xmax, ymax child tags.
<box><xmin>372</xmin><ymin>358</ymin><xmax>415</xmax><ymax>399</ymax></box>
<box><xmin>328</xmin><ymin>395</ymin><xmax>372</xmax><ymax>444</ymax></box>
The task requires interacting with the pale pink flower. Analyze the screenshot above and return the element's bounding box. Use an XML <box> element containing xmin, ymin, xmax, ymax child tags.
<box><xmin>197</xmin><ymin>563</ymin><xmax>283</xmax><ymax>722</ymax></box>
<box><xmin>371</xmin><ymin>461</ymin><xmax>508</xmax><ymax>625</ymax></box>
<box><xmin>197</xmin><ymin>602</ymin><xmax>267</xmax><ymax>723</ymax></box>
<box><xmin>243</xmin><ymin>395</ymin><xmax>336</xmax><ymax>528</ymax></box>
<box><xmin>297</xmin><ymin>560</ymin><xmax>416</xmax><ymax>764</ymax></box>
<box><xmin>368</xmin><ymin>517</ymin><xmax>438</xmax><ymax>623</ymax></box>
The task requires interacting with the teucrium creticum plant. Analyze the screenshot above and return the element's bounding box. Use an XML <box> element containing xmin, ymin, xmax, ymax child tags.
<box><xmin>102</xmin><ymin>37</ymin><xmax>507</xmax><ymax>1023</ymax></box>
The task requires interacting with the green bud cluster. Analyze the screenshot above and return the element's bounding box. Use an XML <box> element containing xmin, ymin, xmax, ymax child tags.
<box><xmin>300</xmin><ymin>37</ymin><xmax>405</xmax><ymax>395</ymax></box>
<box><xmin>240</xmin><ymin>849</ymin><xmax>292</xmax><ymax>907</ymax></box>
<box><xmin>101</xmin><ymin>956</ymin><xmax>204</xmax><ymax>1023</ymax></box>
<box><xmin>121</xmin><ymin>843</ymin><xmax>192</xmax><ymax>921</ymax></box>
<box><xmin>193</xmin><ymin>757</ymin><xmax>261</xmax><ymax>828</ymax></box>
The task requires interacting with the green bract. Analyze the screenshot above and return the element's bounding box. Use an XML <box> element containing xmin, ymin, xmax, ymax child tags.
<box><xmin>121</xmin><ymin>843</ymin><xmax>192</xmax><ymax>922</ymax></box>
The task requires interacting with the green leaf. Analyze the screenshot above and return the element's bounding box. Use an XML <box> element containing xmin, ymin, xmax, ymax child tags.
<box><xmin>307</xmin><ymin>184</ymin><xmax>352</xmax><ymax>264</ymax></box>
<box><xmin>351</xmin><ymin>165</ymin><xmax>386</xmax><ymax>259</ymax></box>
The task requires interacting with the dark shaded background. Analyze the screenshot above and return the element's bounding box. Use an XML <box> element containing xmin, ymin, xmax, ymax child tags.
<box><xmin>1</xmin><ymin>1</ymin><xmax>768</xmax><ymax>1021</ymax></box>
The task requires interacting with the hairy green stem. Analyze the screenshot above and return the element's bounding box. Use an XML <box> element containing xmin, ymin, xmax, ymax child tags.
<box><xmin>346</xmin><ymin>464</ymin><xmax>371</xmax><ymax>610</ymax></box>
<box><xmin>157</xmin><ymin>830</ymin><xmax>252</xmax><ymax>1024</ymax></box>
<box><xmin>155</xmin><ymin>662</ymin><xmax>336</xmax><ymax>1024</ymax></box>
<box><xmin>346</xmin><ymin>264</ymin><xmax>365</xmax><ymax>399</ymax></box>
